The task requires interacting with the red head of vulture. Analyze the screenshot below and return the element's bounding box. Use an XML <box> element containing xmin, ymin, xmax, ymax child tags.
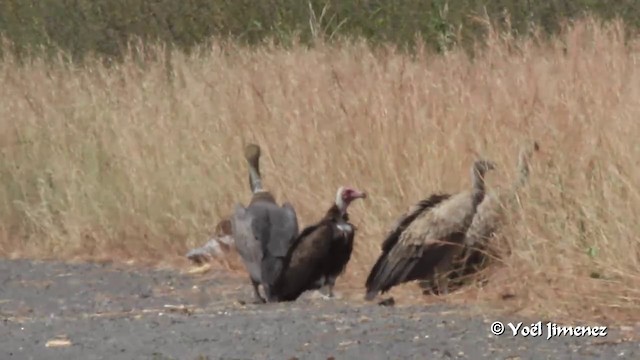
<box><xmin>231</xmin><ymin>143</ymin><xmax>300</xmax><ymax>304</ymax></box>
<box><xmin>270</xmin><ymin>186</ymin><xmax>367</xmax><ymax>302</ymax></box>
<box><xmin>364</xmin><ymin>159</ymin><xmax>496</xmax><ymax>301</ymax></box>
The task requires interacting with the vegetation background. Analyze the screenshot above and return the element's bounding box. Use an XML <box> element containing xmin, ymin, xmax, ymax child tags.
<box><xmin>1</xmin><ymin>0</ymin><xmax>639</xmax><ymax>323</ymax></box>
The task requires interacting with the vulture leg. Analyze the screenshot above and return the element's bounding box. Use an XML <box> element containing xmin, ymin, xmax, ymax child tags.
<box><xmin>325</xmin><ymin>276</ymin><xmax>337</xmax><ymax>298</ymax></box>
<box><xmin>432</xmin><ymin>242</ymin><xmax>466</xmax><ymax>295</ymax></box>
<box><xmin>313</xmin><ymin>289</ymin><xmax>333</xmax><ymax>301</ymax></box>
<box><xmin>251</xmin><ymin>280</ymin><xmax>266</xmax><ymax>304</ymax></box>
<box><xmin>313</xmin><ymin>275</ymin><xmax>337</xmax><ymax>298</ymax></box>
<box><xmin>434</xmin><ymin>271</ymin><xmax>450</xmax><ymax>296</ymax></box>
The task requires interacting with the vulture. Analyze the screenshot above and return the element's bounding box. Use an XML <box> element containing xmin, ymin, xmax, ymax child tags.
<box><xmin>448</xmin><ymin>141</ymin><xmax>540</xmax><ymax>283</ymax></box>
<box><xmin>231</xmin><ymin>143</ymin><xmax>300</xmax><ymax>303</ymax></box>
<box><xmin>364</xmin><ymin>159</ymin><xmax>496</xmax><ymax>301</ymax></box>
<box><xmin>270</xmin><ymin>186</ymin><xmax>367</xmax><ymax>302</ymax></box>
<box><xmin>186</xmin><ymin>218</ymin><xmax>235</xmax><ymax>265</ymax></box>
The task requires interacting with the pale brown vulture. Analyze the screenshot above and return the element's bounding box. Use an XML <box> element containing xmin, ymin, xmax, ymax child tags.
<box><xmin>364</xmin><ymin>159</ymin><xmax>496</xmax><ymax>301</ymax></box>
<box><xmin>447</xmin><ymin>141</ymin><xmax>540</xmax><ymax>284</ymax></box>
<box><xmin>270</xmin><ymin>186</ymin><xmax>367</xmax><ymax>302</ymax></box>
<box><xmin>231</xmin><ymin>144</ymin><xmax>300</xmax><ymax>303</ymax></box>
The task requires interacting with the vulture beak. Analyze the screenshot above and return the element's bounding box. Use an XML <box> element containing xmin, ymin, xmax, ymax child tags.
<box><xmin>353</xmin><ymin>191</ymin><xmax>367</xmax><ymax>202</ymax></box>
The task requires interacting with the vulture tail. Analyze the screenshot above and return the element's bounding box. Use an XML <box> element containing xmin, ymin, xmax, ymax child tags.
<box><xmin>244</xmin><ymin>143</ymin><xmax>263</xmax><ymax>193</ymax></box>
<box><xmin>365</xmin><ymin>251</ymin><xmax>420</xmax><ymax>301</ymax></box>
<box><xmin>365</xmin><ymin>193</ymin><xmax>451</xmax><ymax>300</ymax></box>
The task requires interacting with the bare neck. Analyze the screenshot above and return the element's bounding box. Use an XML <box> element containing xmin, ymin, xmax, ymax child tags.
<box><xmin>336</xmin><ymin>199</ymin><xmax>348</xmax><ymax>216</ymax></box>
<box><xmin>470</xmin><ymin>167</ymin><xmax>487</xmax><ymax>207</ymax></box>
<box><xmin>512</xmin><ymin>150</ymin><xmax>532</xmax><ymax>192</ymax></box>
<box><xmin>322</xmin><ymin>203</ymin><xmax>345</xmax><ymax>223</ymax></box>
<box><xmin>250</xmin><ymin>191</ymin><xmax>276</xmax><ymax>205</ymax></box>
<box><xmin>247</xmin><ymin>160</ymin><xmax>263</xmax><ymax>194</ymax></box>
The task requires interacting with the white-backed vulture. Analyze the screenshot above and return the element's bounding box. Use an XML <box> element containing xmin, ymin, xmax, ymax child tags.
<box><xmin>448</xmin><ymin>141</ymin><xmax>540</xmax><ymax>283</ymax></box>
<box><xmin>270</xmin><ymin>186</ymin><xmax>367</xmax><ymax>302</ymax></box>
<box><xmin>364</xmin><ymin>159</ymin><xmax>496</xmax><ymax>301</ymax></box>
<box><xmin>231</xmin><ymin>144</ymin><xmax>300</xmax><ymax>303</ymax></box>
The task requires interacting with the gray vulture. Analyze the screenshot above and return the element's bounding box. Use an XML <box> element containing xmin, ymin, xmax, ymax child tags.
<box><xmin>448</xmin><ymin>141</ymin><xmax>540</xmax><ymax>284</ymax></box>
<box><xmin>231</xmin><ymin>143</ymin><xmax>300</xmax><ymax>303</ymax></box>
<box><xmin>270</xmin><ymin>186</ymin><xmax>367</xmax><ymax>302</ymax></box>
<box><xmin>364</xmin><ymin>159</ymin><xmax>496</xmax><ymax>301</ymax></box>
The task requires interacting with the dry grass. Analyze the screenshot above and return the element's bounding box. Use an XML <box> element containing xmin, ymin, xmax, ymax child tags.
<box><xmin>1</xmin><ymin>18</ymin><xmax>640</xmax><ymax>322</ymax></box>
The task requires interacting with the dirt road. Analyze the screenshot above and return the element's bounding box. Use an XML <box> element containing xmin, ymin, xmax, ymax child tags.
<box><xmin>0</xmin><ymin>259</ymin><xmax>637</xmax><ymax>360</ymax></box>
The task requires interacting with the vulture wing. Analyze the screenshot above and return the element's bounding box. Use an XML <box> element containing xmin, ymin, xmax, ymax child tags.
<box><xmin>464</xmin><ymin>192</ymin><xmax>501</xmax><ymax>247</ymax></box>
<box><xmin>231</xmin><ymin>203</ymin><xmax>262</xmax><ymax>283</ymax></box>
<box><xmin>380</xmin><ymin>193</ymin><xmax>451</xmax><ymax>253</ymax></box>
<box><xmin>264</xmin><ymin>202</ymin><xmax>300</xmax><ymax>257</ymax></box>
<box><xmin>256</xmin><ymin>202</ymin><xmax>300</xmax><ymax>290</ymax></box>
<box><xmin>365</xmin><ymin>193</ymin><xmax>450</xmax><ymax>297</ymax></box>
<box><xmin>449</xmin><ymin>192</ymin><xmax>502</xmax><ymax>282</ymax></box>
<box><xmin>328</xmin><ymin>222</ymin><xmax>355</xmax><ymax>277</ymax></box>
<box><xmin>272</xmin><ymin>222</ymin><xmax>334</xmax><ymax>301</ymax></box>
<box><xmin>365</xmin><ymin>192</ymin><xmax>476</xmax><ymax>300</ymax></box>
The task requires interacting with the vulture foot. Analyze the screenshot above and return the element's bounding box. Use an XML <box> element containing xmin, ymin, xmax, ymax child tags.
<box><xmin>251</xmin><ymin>282</ymin><xmax>266</xmax><ymax>304</ymax></box>
<box><xmin>320</xmin><ymin>286</ymin><xmax>337</xmax><ymax>300</ymax></box>
<box><xmin>326</xmin><ymin>286</ymin><xmax>336</xmax><ymax>298</ymax></box>
<box><xmin>378</xmin><ymin>297</ymin><xmax>395</xmax><ymax>307</ymax></box>
<box><xmin>435</xmin><ymin>278</ymin><xmax>450</xmax><ymax>296</ymax></box>
<box><xmin>307</xmin><ymin>290</ymin><xmax>333</xmax><ymax>301</ymax></box>
<box><xmin>236</xmin><ymin>298</ymin><xmax>266</xmax><ymax>306</ymax></box>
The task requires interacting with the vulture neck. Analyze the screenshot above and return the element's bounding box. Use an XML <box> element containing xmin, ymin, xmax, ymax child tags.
<box><xmin>251</xmin><ymin>191</ymin><xmax>276</xmax><ymax>204</ymax></box>
<box><xmin>470</xmin><ymin>167</ymin><xmax>487</xmax><ymax>207</ymax></box>
<box><xmin>326</xmin><ymin>203</ymin><xmax>346</xmax><ymax>222</ymax></box>
<box><xmin>512</xmin><ymin>149</ymin><xmax>532</xmax><ymax>193</ymax></box>
<box><xmin>334</xmin><ymin>192</ymin><xmax>349</xmax><ymax>217</ymax></box>
<box><xmin>247</xmin><ymin>162</ymin><xmax>264</xmax><ymax>194</ymax></box>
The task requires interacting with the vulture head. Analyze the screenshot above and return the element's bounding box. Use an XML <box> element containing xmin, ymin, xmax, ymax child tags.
<box><xmin>214</xmin><ymin>218</ymin><xmax>233</xmax><ymax>237</ymax></box>
<box><xmin>471</xmin><ymin>159</ymin><xmax>497</xmax><ymax>179</ymax></box>
<box><xmin>335</xmin><ymin>186</ymin><xmax>368</xmax><ymax>214</ymax></box>
<box><xmin>518</xmin><ymin>140</ymin><xmax>540</xmax><ymax>169</ymax></box>
<box><xmin>244</xmin><ymin>143</ymin><xmax>264</xmax><ymax>193</ymax></box>
<box><xmin>514</xmin><ymin>140</ymin><xmax>540</xmax><ymax>189</ymax></box>
<box><xmin>244</xmin><ymin>143</ymin><xmax>262</xmax><ymax>171</ymax></box>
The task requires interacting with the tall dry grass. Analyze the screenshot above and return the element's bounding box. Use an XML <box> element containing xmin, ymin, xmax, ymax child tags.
<box><xmin>1</xmin><ymin>18</ymin><xmax>639</xmax><ymax>322</ymax></box>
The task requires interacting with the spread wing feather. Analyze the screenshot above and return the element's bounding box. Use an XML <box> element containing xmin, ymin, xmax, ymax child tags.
<box><xmin>231</xmin><ymin>204</ymin><xmax>262</xmax><ymax>283</ymax></box>
<box><xmin>272</xmin><ymin>222</ymin><xmax>334</xmax><ymax>301</ymax></box>
<box><xmin>245</xmin><ymin>201</ymin><xmax>300</xmax><ymax>290</ymax></box>
<box><xmin>365</xmin><ymin>194</ymin><xmax>451</xmax><ymax>297</ymax></box>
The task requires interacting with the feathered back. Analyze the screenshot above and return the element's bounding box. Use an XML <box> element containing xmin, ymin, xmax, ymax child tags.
<box><xmin>249</xmin><ymin>191</ymin><xmax>276</xmax><ymax>205</ymax></box>
<box><xmin>231</xmin><ymin>204</ymin><xmax>262</xmax><ymax>282</ymax></box>
<box><xmin>365</xmin><ymin>193</ymin><xmax>450</xmax><ymax>290</ymax></box>
<box><xmin>380</xmin><ymin>194</ymin><xmax>452</xmax><ymax>253</ymax></box>
<box><xmin>464</xmin><ymin>141</ymin><xmax>539</xmax><ymax>246</ymax></box>
<box><xmin>271</xmin><ymin>209</ymin><xmax>338</xmax><ymax>301</ymax></box>
<box><xmin>405</xmin><ymin>190</ymin><xmax>479</xmax><ymax>242</ymax></box>
<box><xmin>364</xmin><ymin>159</ymin><xmax>495</xmax><ymax>300</ymax></box>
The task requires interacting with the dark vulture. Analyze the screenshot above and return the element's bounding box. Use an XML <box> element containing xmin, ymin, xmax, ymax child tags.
<box><xmin>270</xmin><ymin>186</ymin><xmax>367</xmax><ymax>302</ymax></box>
<box><xmin>364</xmin><ymin>159</ymin><xmax>496</xmax><ymax>301</ymax></box>
<box><xmin>448</xmin><ymin>141</ymin><xmax>540</xmax><ymax>284</ymax></box>
<box><xmin>231</xmin><ymin>143</ymin><xmax>300</xmax><ymax>303</ymax></box>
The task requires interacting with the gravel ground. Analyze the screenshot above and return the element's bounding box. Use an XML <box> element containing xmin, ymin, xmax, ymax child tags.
<box><xmin>0</xmin><ymin>259</ymin><xmax>638</xmax><ymax>360</ymax></box>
